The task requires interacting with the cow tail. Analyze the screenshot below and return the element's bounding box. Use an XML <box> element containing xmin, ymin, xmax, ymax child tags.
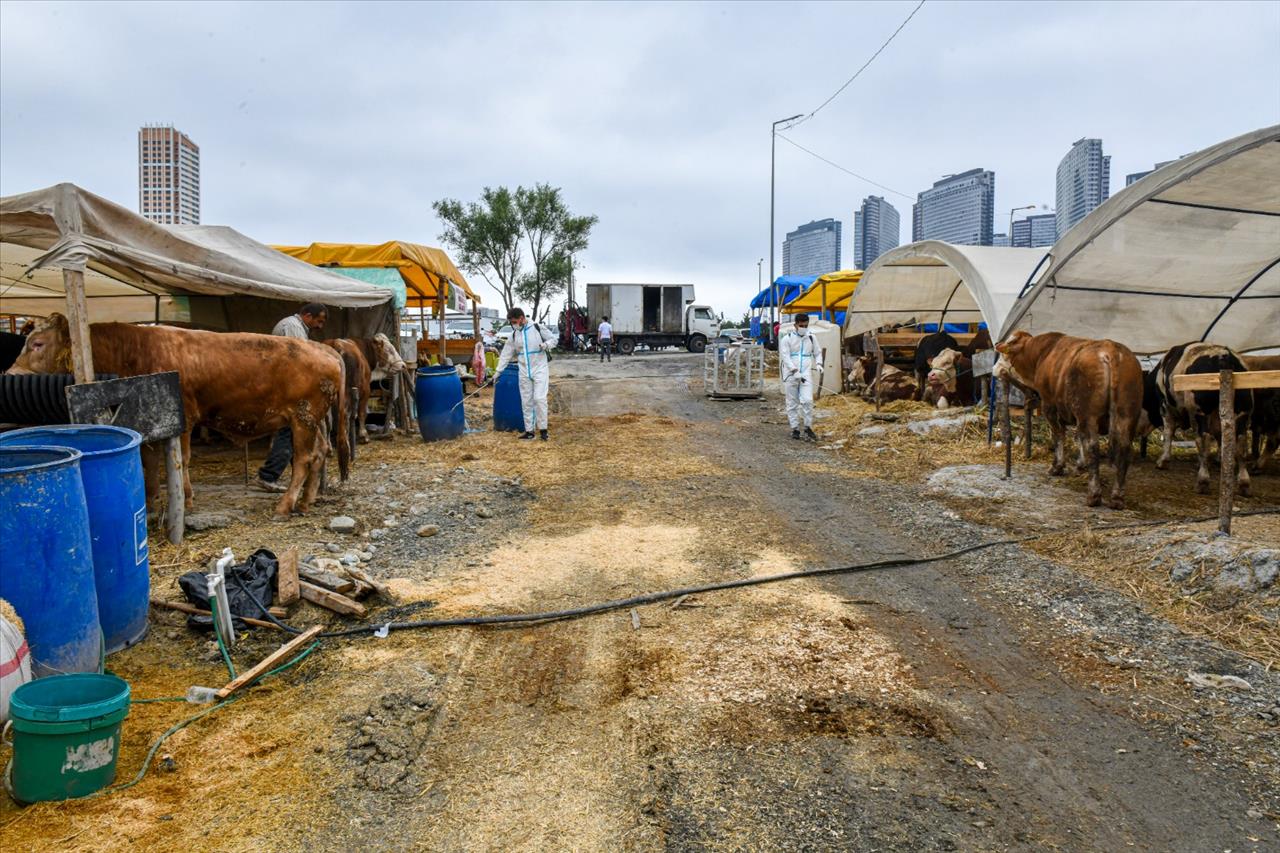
<box><xmin>1101</xmin><ymin>351</ymin><xmax>1118</xmax><ymax>464</ymax></box>
<box><xmin>335</xmin><ymin>357</ymin><xmax>351</xmax><ymax>482</ymax></box>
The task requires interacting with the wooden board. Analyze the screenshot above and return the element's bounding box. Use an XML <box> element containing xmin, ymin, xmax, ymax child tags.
<box><xmin>215</xmin><ymin>625</ymin><xmax>323</xmax><ymax>699</ymax></box>
<box><xmin>299</xmin><ymin>581</ymin><xmax>367</xmax><ymax>617</ymax></box>
<box><xmin>66</xmin><ymin>371</ymin><xmax>186</xmax><ymax>441</ymax></box>
<box><xmin>299</xmin><ymin>564</ymin><xmax>354</xmax><ymax>594</ymax></box>
<box><xmin>277</xmin><ymin>547</ymin><xmax>300</xmax><ymax>606</ymax></box>
<box><xmin>418</xmin><ymin>337</ymin><xmax>479</xmax><ymax>362</ymax></box>
<box><xmin>1172</xmin><ymin>369</ymin><xmax>1280</xmax><ymax>392</ymax></box>
<box><xmin>875</xmin><ymin>332</ymin><xmax>978</xmax><ymax>348</ymax></box>
<box><xmin>149</xmin><ymin>598</ymin><xmax>283</xmax><ymax>632</ymax></box>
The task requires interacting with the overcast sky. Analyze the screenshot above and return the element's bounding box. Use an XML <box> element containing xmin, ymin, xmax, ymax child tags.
<box><xmin>2</xmin><ymin>1</ymin><xmax>1278</xmax><ymax>318</ymax></box>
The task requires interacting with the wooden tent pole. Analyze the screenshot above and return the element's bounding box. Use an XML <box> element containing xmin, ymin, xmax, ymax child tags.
<box><xmin>63</xmin><ymin>268</ymin><xmax>95</xmax><ymax>384</ymax></box>
<box><xmin>1218</xmin><ymin>369</ymin><xmax>1236</xmax><ymax>535</ymax></box>
<box><xmin>437</xmin><ymin>285</ymin><xmax>447</xmax><ymax>363</ymax></box>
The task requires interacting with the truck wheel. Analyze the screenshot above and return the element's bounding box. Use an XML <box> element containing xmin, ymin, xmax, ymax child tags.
<box><xmin>687</xmin><ymin>334</ymin><xmax>707</xmax><ymax>353</ymax></box>
<box><xmin>617</xmin><ymin>337</ymin><xmax>636</xmax><ymax>356</ymax></box>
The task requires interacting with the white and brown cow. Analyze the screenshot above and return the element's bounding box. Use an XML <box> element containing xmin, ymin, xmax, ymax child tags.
<box><xmin>1154</xmin><ymin>342</ymin><xmax>1252</xmax><ymax>495</ymax></box>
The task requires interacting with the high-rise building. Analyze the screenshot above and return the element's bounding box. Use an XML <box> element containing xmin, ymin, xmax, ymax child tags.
<box><xmin>138</xmin><ymin>124</ymin><xmax>200</xmax><ymax>225</ymax></box>
<box><xmin>1125</xmin><ymin>159</ymin><xmax>1178</xmax><ymax>186</ymax></box>
<box><xmin>1056</xmin><ymin>138</ymin><xmax>1110</xmax><ymax>237</ymax></box>
<box><xmin>991</xmin><ymin>233</ymin><xmax>1011</xmax><ymax>248</ymax></box>
<box><xmin>1011</xmin><ymin>213</ymin><xmax>1058</xmax><ymax>248</ymax></box>
<box><xmin>853</xmin><ymin>196</ymin><xmax>900</xmax><ymax>269</ymax></box>
<box><xmin>782</xmin><ymin>218</ymin><xmax>842</xmax><ymax>277</ymax></box>
<box><xmin>912</xmin><ymin>169</ymin><xmax>995</xmax><ymax>246</ymax></box>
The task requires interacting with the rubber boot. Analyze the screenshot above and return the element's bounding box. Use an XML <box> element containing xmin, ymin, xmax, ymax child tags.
<box><xmin>791</xmin><ymin>428</ymin><xmax>801</xmax><ymax>440</ymax></box>
<box><xmin>539</xmin><ymin>429</ymin><xmax>549</xmax><ymax>441</ymax></box>
<box><xmin>519</xmin><ymin>431</ymin><xmax>535</xmax><ymax>440</ymax></box>
<box><xmin>804</xmin><ymin>427</ymin><xmax>818</xmax><ymax>442</ymax></box>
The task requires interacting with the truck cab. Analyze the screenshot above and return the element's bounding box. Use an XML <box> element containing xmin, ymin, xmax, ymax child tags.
<box><xmin>685</xmin><ymin>304</ymin><xmax>720</xmax><ymax>353</ymax></box>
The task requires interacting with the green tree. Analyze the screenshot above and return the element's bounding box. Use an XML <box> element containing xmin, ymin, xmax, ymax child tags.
<box><xmin>434</xmin><ymin>184</ymin><xmax>596</xmax><ymax>318</ymax></box>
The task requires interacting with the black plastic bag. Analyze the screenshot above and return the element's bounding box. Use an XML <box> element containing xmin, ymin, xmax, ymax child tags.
<box><xmin>178</xmin><ymin>548</ymin><xmax>278</xmax><ymax>630</ymax></box>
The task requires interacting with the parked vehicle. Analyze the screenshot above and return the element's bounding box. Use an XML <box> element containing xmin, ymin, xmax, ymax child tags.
<box><xmin>495</xmin><ymin>323</ymin><xmax>558</xmax><ymax>348</ymax></box>
<box><xmin>584</xmin><ymin>283</ymin><xmax>720</xmax><ymax>354</ymax></box>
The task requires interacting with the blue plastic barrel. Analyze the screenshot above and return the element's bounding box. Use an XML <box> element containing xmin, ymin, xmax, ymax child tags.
<box><xmin>415</xmin><ymin>365</ymin><xmax>465</xmax><ymax>441</ymax></box>
<box><xmin>0</xmin><ymin>426</ymin><xmax>149</xmax><ymax>654</ymax></box>
<box><xmin>0</xmin><ymin>446</ymin><xmax>101</xmax><ymax>677</ymax></box>
<box><xmin>493</xmin><ymin>364</ymin><xmax>525</xmax><ymax>432</ymax></box>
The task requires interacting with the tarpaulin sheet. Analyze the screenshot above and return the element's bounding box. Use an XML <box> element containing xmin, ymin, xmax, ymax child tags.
<box><xmin>1003</xmin><ymin>124</ymin><xmax>1280</xmax><ymax>354</ymax></box>
<box><xmin>0</xmin><ymin>184</ymin><xmax>394</xmax><ymax>319</ymax></box>
<box><xmin>842</xmin><ymin>242</ymin><xmax>1047</xmax><ymax>339</ymax></box>
<box><xmin>274</xmin><ymin>240</ymin><xmax>477</xmax><ymax>306</ymax></box>
<box><xmin>782</xmin><ymin>269</ymin><xmax>861</xmax><ymax>313</ymax></box>
<box><xmin>750</xmin><ymin>275</ymin><xmax>815</xmax><ymax>309</ymax></box>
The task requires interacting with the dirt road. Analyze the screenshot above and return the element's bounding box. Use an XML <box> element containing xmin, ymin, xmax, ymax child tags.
<box><xmin>4</xmin><ymin>352</ymin><xmax>1275</xmax><ymax>852</ymax></box>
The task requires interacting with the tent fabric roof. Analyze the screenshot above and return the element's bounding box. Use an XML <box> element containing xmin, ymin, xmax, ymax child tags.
<box><xmin>841</xmin><ymin>242</ymin><xmax>1047</xmax><ymax>338</ymax></box>
<box><xmin>1003</xmin><ymin>125</ymin><xmax>1280</xmax><ymax>353</ymax></box>
<box><xmin>0</xmin><ymin>184</ymin><xmax>393</xmax><ymax>318</ymax></box>
<box><xmin>274</xmin><ymin>241</ymin><xmax>477</xmax><ymax>305</ymax></box>
<box><xmin>750</xmin><ymin>275</ymin><xmax>815</xmax><ymax>309</ymax></box>
<box><xmin>782</xmin><ymin>269</ymin><xmax>862</xmax><ymax>313</ymax></box>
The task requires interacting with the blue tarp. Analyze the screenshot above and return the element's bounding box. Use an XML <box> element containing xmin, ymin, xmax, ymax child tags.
<box><xmin>750</xmin><ymin>275</ymin><xmax>817</xmax><ymax>309</ymax></box>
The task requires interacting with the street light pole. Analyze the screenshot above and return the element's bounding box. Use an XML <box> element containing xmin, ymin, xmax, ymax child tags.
<box><xmin>770</xmin><ymin>113</ymin><xmax>803</xmax><ymax>338</ymax></box>
<box><xmin>1008</xmin><ymin>204</ymin><xmax>1036</xmax><ymax>247</ymax></box>
<box><xmin>756</xmin><ymin>258</ymin><xmax>764</xmax><ymax>296</ymax></box>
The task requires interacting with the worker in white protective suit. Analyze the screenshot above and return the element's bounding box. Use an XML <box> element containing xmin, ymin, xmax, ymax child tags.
<box><xmin>495</xmin><ymin>306</ymin><xmax>557</xmax><ymax>440</ymax></box>
<box><xmin>779</xmin><ymin>313</ymin><xmax>823</xmax><ymax>441</ymax></box>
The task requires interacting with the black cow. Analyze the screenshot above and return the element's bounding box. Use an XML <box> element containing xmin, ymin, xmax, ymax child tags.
<box><xmin>914</xmin><ymin>331</ymin><xmax>958</xmax><ymax>402</ymax></box>
<box><xmin>1156</xmin><ymin>342</ymin><xmax>1253</xmax><ymax>494</ymax></box>
<box><xmin>1243</xmin><ymin>354</ymin><xmax>1280</xmax><ymax>473</ymax></box>
<box><xmin>1137</xmin><ymin>367</ymin><xmax>1164</xmax><ymax>459</ymax></box>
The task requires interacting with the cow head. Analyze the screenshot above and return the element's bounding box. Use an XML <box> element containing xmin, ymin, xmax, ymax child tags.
<box><xmin>6</xmin><ymin>313</ymin><xmax>72</xmax><ymax>374</ymax></box>
<box><xmin>369</xmin><ymin>332</ymin><xmax>406</xmax><ymax>378</ymax></box>
<box><xmin>927</xmin><ymin>348</ymin><xmax>962</xmax><ymax>392</ymax></box>
<box><xmin>993</xmin><ymin>331</ymin><xmax>1033</xmax><ymax>387</ymax></box>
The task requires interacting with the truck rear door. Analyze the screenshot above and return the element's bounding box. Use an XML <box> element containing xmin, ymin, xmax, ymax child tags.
<box><xmin>613</xmin><ymin>286</ymin><xmax>642</xmax><ymax>334</ymax></box>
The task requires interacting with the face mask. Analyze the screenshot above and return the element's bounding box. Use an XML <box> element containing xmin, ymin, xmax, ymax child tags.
<box><xmin>795</xmin><ymin>327</ymin><xmax>808</xmax><ymax>336</ymax></box>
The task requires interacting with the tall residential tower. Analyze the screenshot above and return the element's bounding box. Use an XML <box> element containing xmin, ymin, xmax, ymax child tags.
<box><xmin>782</xmin><ymin>219</ymin><xmax>842</xmax><ymax>277</ymax></box>
<box><xmin>853</xmin><ymin>196</ymin><xmax>900</xmax><ymax>269</ymax></box>
<box><xmin>911</xmin><ymin>169</ymin><xmax>995</xmax><ymax>246</ymax></box>
<box><xmin>1055</xmin><ymin>138</ymin><xmax>1109</xmax><ymax>237</ymax></box>
<box><xmin>138</xmin><ymin>124</ymin><xmax>200</xmax><ymax>225</ymax></box>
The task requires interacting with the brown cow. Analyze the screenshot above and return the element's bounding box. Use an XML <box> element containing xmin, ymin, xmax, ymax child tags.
<box><xmin>1242</xmin><ymin>354</ymin><xmax>1280</xmax><ymax>474</ymax></box>
<box><xmin>924</xmin><ymin>348</ymin><xmax>974</xmax><ymax>408</ymax></box>
<box><xmin>7</xmin><ymin>314</ymin><xmax>350</xmax><ymax>519</ymax></box>
<box><xmin>325</xmin><ymin>339</ymin><xmax>372</xmax><ymax>444</ymax></box>
<box><xmin>849</xmin><ymin>356</ymin><xmax>917</xmax><ymax>402</ymax></box>
<box><xmin>995</xmin><ymin>331</ymin><xmax>1143</xmax><ymax>509</ymax></box>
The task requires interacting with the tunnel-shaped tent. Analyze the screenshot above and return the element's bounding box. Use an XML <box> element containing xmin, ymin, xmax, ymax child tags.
<box><xmin>841</xmin><ymin>242</ymin><xmax>1047</xmax><ymax>338</ymax></box>
<box><xmin>1003</xmin><ymin>125</ymin><xmax>1280</xmax><ymax>353</ymax></box>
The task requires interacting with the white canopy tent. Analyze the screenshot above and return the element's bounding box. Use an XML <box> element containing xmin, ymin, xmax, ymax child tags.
<box><xmin>1003</xmin><ymin>125</ymin><xmax>1280</xmax><ymax>354</ymax></box>
<box><xmin>841</xmin><ymin>241</ymin><xmax>1049</xmax><ymax>338</ymax></box>
<box><xmin>1</xmin><ymin>183</ymin><xmax>395</xmax><ymax>335</ymax></box>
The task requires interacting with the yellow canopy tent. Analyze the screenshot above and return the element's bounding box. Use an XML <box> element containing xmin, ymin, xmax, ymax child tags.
<box><xmin>781</xmin><ymin>269</ymin><xmax>861</xmax><ymax>319</ymax></box>
<box><xmin>273</xmin><ymin>241</ymin><xmax>478</xmax><ymax>308</ymax></box>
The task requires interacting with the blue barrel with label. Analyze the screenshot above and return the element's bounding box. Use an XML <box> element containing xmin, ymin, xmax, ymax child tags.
<box><xmin>414</xmin><ymin>365</ymin><xmax>466</xmax><ymax>441</ymax></box>
<box><xmin>492</xmin><ymin>364</ymin><xmax>525</xmax><ymax>432</ymax></box>
<box><xmin>0</xmin><ymin>446</ymin><xmax>101</xmax><ymax>677</ymax></box>
<box><xmin>0</xmin><ymin>426</ymin><xmax>149</xmax><ymax>654</ymax></box>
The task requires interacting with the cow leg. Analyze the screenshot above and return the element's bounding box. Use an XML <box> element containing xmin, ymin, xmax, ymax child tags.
<box><xmin>358</xmin><ymin>389</ymin><xmax>369</xmax><ymax>443</ymax></box>
<box><xmin>1048</xmin><ymin>418</ymin><xmax>1067</xmax><ymax>476</ymax></box>
<box><xmin>1155</xmin><ymin>406</ymin><xmax>1175</xmax><ymax>469</ymax></box>
<box><xmin>141</xmin><ymin>443</ymin><xmax>161</xmax><ymax>517</ymax></box>
<box><xmin>1080</xmin><ymin>424</ymin><xmax>1103</xmax><ymax>507</ymax></box>
<box><xmin>1235</xmin><ymin>430</ymin><xmax>1251</xmax><ymax>496</ymax></box>
<box><xmin>1195</xmin><ymin>432</ymin><xmax>1212</xmax><ymax>493</ymax></box>
<box><xmin>181</xmin><ymin>429</ymin><xmax>194</xmax><ymax>510</ymax></box>
<box><xmin>273</xmin><ymin>422</ymin><xmax>312</xmax><ymax>519</ymax></box>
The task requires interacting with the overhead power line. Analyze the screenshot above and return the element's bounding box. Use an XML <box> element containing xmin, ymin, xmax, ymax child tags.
<box><xmin>775</xmin><ymin>134</ymin><xmax>914</xmax><ymax>201</ymax></box>
<box><xmin>784</xmin><ymin>0</ymin><xmax>927</xmax><ymax>132</ymax></box>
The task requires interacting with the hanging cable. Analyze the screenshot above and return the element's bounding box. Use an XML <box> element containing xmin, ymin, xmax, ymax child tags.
<box><xmin>775</xmin><ymin>134</ymin><xmax>915</xmax><ymax>200</ymax></box>
<box><xmin>784</xmin><ymin>0</ymin><xmax>927</xmax><ymax>132</ymax></box>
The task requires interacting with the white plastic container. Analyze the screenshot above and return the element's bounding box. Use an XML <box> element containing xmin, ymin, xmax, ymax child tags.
<box><xmin>1</xmin><ymin>600</ymin><xmax>33</xmax><ymax>724</ymax></box>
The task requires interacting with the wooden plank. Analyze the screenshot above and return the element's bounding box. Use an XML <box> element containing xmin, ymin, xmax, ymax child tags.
<box><xmin>215</xmin><ymin>625</ymin><xmax>323</xmax><ymax>699</ymax></box>
<box><xmin>298</xmin><ymin>564</ymin><xmax>355</xmax><ymax>594</ymax></box>
<box><xmin>299</xmin><ymin>581</ymin><xmax>367</xmax><ymax>617</ymax></box>
<box><xmin>875</xmin><ymin>332</ymin><xmax>978</xmax><ymax>348</ymax></box>
<box><xmin>1172</xmin><ymin>369</ymin><xmax>1280</xmax><ymax>392</ymax></box>
<box><xmin>165</xmin><ymin>434</ymin><xmax>185</xmax><ymax>545</ymax></box>
<box><xmin>1001</xmin><ymin>378</ymin><xmax>1013</xmax><ymax>479</ymax></box>
<box><xmin>1219</xmin><ymin>369</ymin><xmax>1235</xmax><ymax>535</ymax></box>
<box><xmin>149</xmin><ymin>598</ymin><xmax>284</xmax><ymax>632</ymax></box>
<box><xmin>277</xmin><ymin>546</ymin><xmax>300</xmax><ymax>606</ymax></box>
<box><xmin>345</xmin><ymin>566</ymin><xmax>390</xmax><ymax>598</ymax></box>
<box><xmin>62</xmin><ymin>268</ymin><xmax>96</xmax><ymax>385</ymax></box>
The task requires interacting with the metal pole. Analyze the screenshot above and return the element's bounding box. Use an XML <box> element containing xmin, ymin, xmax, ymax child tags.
<box><xmin>1218</xmin><ymin>369</ymin><xmax>1236</xmax><ymax>534</ymax></box>
<box><xmin>770</xmin><ymin>114</ymin><xmax>802</xmax><ymax>338</ymax></box>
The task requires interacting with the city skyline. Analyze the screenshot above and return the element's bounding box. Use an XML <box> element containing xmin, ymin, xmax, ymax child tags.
<box><xmin>782</xmin><ymin>218</ymin><xmax>841</xmax><ymax>277</ymax></box>
<box><xmin>138</xmin><ymin>123</ymin><xmax>200</xmax><ymax>225</ymax></box>
<box><xmin>911</xmin><ymin>168</ymin><xmax>995</xmax><ymax>247</ymax></box>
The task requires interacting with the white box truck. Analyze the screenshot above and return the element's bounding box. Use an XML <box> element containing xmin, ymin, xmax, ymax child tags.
<box><xmin>585</xmin><ymin>283</ymin><xmax>720</xmax><ymax>354</ymax></box>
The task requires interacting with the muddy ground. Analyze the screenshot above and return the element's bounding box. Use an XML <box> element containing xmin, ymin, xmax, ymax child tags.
<box><xmin>2</xmin><ymin>351</ymin><xmax>1277</xmax><ymax>852</ymax></box>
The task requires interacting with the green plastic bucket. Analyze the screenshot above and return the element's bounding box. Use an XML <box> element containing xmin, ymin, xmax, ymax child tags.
<box><xmin>3</xmin><ymin>673</ymin><xmax>130</xmax><ymax>803</ymax></box>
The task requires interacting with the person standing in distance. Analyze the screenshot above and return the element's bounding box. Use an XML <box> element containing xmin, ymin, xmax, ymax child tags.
<box><xmin>256</xmin><ymin>302</ymin><xmax>327</xmax><ymax>491</ymax></box>
<box><xmin>779</xmin><ymin>313</ymin><xmax>823</xmax><ymax>441</ymax></box>
<box><xmin>598</xmin><ymin>315</ymin><xmax>613</xmax><ymax>362</ymax></box>
<box><xmin>495</xmin><ymin>307</ymin><xmax>556</xmax><ymax>440</ymax></box>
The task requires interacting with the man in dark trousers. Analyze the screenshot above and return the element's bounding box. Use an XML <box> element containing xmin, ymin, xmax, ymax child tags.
<box><xmin>255</xmin><ymin>303</ymin><xmax>327</xmax><ymax>491</ymax></box>
<box><xmin>598</xmin><ymin>315</ymin><xmax>613</xmax><ymax>362</ymax></box>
